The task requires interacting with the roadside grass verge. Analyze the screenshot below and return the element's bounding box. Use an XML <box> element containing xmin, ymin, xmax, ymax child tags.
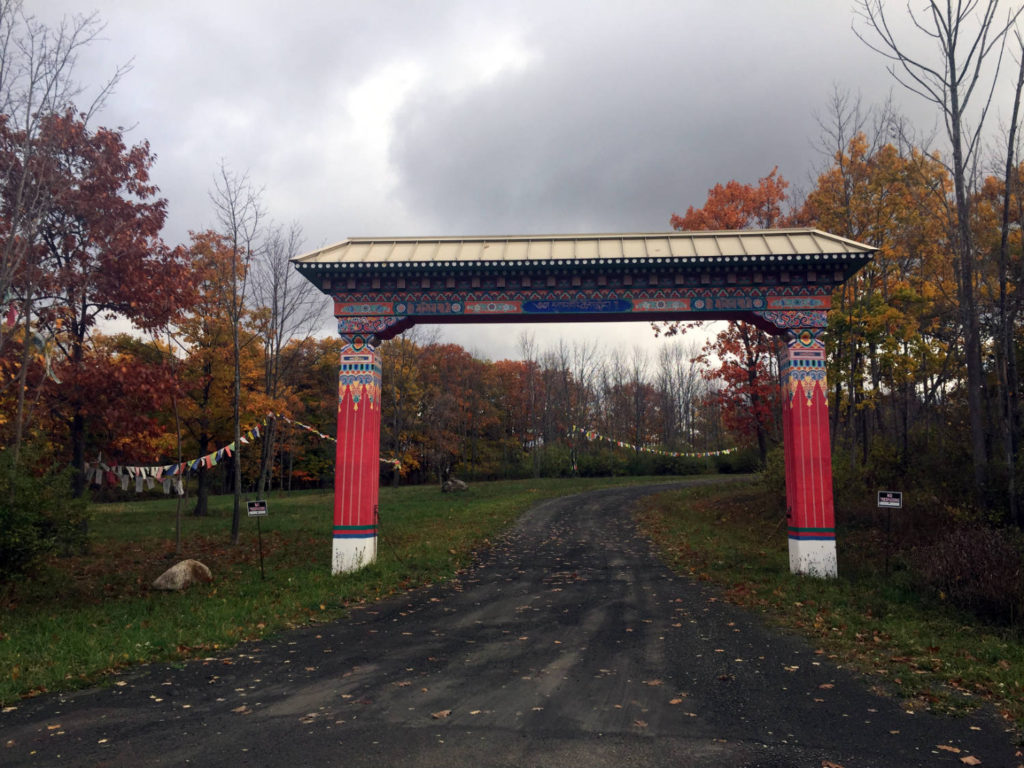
<box><xmin>634</xmin><ymin>480</ymin><xmax>1024</xmax><ymax>735</ymax></box>
<box><xmin>0</xmin><ymin>475</ymin><xmax>683</xmax><ymax>705</ymax></box>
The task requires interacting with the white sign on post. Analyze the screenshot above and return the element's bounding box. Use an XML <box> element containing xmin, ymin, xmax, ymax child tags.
<box><xmin>877</xmin><ymin>491</ymin><xmax>903</xmax><ymax>509</ymax></box>
<box><xmin>247</xmin><ymin>500</ymin><xmax>268</xmax><ymax>517</ymax></box>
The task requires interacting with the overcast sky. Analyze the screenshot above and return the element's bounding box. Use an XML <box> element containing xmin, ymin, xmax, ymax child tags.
<box><xmin>35</xmin><ymin>0</ymin><xmax>1024</xmax><ymax>361</ymax></box>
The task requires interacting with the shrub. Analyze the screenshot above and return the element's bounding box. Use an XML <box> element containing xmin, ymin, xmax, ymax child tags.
<box><xmin>912</xmin><ymin>524</ymin><xmax>1024</xmax><ymax>625</ymax></box>
<box><xmin>577</xmin><ymin>449</ymin><xmax>627</xmax><ymax>477</ymax></box>
<box><xmin>760</xmin><ymin>446</ymin><xmax>787</xmax><ymax>514</ymax></box>
<box><xmin>716</xmin><ymin>447</ymin><xmax>762</xmax><ymax>474</ymax></box>
<box><xmin>0</xmin><ymin>450</ymin><xmax>90</xmax><ymax>581</ymax></box>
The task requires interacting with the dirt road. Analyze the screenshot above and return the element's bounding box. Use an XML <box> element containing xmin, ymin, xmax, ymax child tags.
<box><xmin>2</xmin><ymin>481</ymin><xmax>1018</xmax><ymax>766</ymax></box>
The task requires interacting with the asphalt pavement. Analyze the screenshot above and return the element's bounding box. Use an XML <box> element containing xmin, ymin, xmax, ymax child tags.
<box><xmin>2</xmin><ymin>480</ymin><xmax>1020</xmax><ymax>767</ymax></box>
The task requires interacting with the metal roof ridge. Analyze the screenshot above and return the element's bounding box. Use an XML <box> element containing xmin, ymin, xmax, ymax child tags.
<box><xmin>290</xmin><ymin>228</ymin><xmax>878</xmax><ymax>264</ymax></box>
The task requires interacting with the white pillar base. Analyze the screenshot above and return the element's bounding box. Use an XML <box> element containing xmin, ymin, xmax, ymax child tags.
<box><xmin>332</xmin><ymin>536</ymin><xmax>377</xmax><ymax>575</ymax></box>
<box><xmin>788</xmin><ymin>538</ymin><xmax>837</xmax><ymax>578</ymax></box>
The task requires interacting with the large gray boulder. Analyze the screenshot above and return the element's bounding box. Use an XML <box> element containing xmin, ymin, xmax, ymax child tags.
<box><xmin>441</xmin><ymin>477</ymin><xmax>468</xmax><ymax>492</ymax></box>
<box><xmin>152</xmin><ymin>559</ymin><xmax>213</xmax><ymax>591</ymax></box>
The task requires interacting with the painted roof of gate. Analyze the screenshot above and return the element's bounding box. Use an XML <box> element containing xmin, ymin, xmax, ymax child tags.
<box><xmin>291</xmin><ymin>229</ymin><xmax>875</xmax><ymax>267</ymax></box>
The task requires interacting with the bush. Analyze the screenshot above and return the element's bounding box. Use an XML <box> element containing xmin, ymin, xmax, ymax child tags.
<box><xmin>0</xmin><ymin>450</ymin><xmax>90</xmax><ymax>581</ymax></box>
<box><xmin>539</xmin><ymin>443</ymin><xmax>573</xmax><ymax>478</ymax></box>
<box><xmin>715</xmin><ymin>447</ymin><xmax>762</xmax><ymax>475</ymax></box>
<box><xmin>760</xmin><ymin>446</ymin><xmax>787</xmax><ymax>514</ymax></box>
<box><xmin>912</xmin><ymin>525</ymin><xmax>1024</xmax><ymax>625</ymax></box>
<box><xmin>576</xmin><ymin>449</ymin><xmax>627</xmax><ymax>477</ymax></box>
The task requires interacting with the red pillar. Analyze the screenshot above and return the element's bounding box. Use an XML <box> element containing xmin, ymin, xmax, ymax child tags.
<box><xmin>780</xmin><ymin>328</ymin><xmax>837</xmax><ymax>577</ymax></box>
<box><xmin>332</xmin><ymin>337</ymin><xmax>382</xmax><ymax>574</ymax></box>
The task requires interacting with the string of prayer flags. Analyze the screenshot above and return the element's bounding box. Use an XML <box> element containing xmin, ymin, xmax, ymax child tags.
<box><xmin>85</xmin><ymin>414</ymin><xmax>403</xmax><ymax>495</ymax></box>
<box><xmin>272</xmin><ymin>413</ymin><xmax>401</xmax><ymax>472</ymax></box>
<box><xmin>570</xmin><ymin>425</ymin><xmax>737</xmax><ymax>459</ymax></box>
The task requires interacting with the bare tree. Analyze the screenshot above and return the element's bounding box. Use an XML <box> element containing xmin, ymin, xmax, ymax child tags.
<box><xmin>655</xmin><ymin>339</ymin><xmax>703</xmax><ymax>449</ymax></box>
<box><xmin>517</xmin><ymin>331</ymin><xmax>543</xmax><ymax>477</ymax></box>
<box><xmin>854</xmin><ymin>0</ymin><xmax>1024</xmax><ymax>497</ymax></box>
<box><xmin>209</xmin><ymin>162</ymin><xmax>263</xmax><ymax>545</ymax></box>
<box><xmin>566</xmin><ymin>338</ymin><xmax>600</xmax><ymax>473</ymax></box>
<box><xmin>995</xmin><ymin>34</ymin><xmax>1024</xmax><ymax>524</ymax></box>
<box><xmin>250</xmin><ymin>220</ymin><xmax>323</xmax><ymax>494</ymax></box>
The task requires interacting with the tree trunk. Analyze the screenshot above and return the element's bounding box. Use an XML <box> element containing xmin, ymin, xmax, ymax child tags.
<box><xmin>193</xmin><ymin>433</ymin><xmax>210</xmax><ymax>516</ymax></box>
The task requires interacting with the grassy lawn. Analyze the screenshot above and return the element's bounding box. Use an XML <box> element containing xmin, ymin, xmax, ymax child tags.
<box><xmin>0</xmin><ymin>475</ymin><xmax>684</xmax><ymax>705</ymax></box>
<box><xmin>635</xmin><ymin>480</ymin><xmax>1024</xmax><ymax>736</ymax></box>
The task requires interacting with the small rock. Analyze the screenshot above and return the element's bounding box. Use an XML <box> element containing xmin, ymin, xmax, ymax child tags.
<box><xmin>152</xmin><ymin>559</ymin><xmax>213</xmax><ymax>591</ymax></box>
<box><xmin>441</xmin><ymin>478</ymin><xmax>468</xmax><ymax>492</ymax></box>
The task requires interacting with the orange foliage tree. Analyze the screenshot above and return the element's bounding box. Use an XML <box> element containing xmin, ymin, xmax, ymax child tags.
<box><xmin>801</xmin><ymin>133</ymin><xmax>954</xmax><ymax>466</ymax></box>
<box><xmin>664</xmin><ymin>168</ymin><xmax>791</xmax><ymax>462</ymax></box>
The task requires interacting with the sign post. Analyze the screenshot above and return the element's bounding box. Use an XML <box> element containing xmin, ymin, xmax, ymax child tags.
<box><xmin>877</xmin><ymin>491</ymin><xmax>903</xmax><ymax>575</ymax></box>
<box><xmin>247</xmin><ymin>500</ymin><xmax>268</xmax><ymax>580</ymax></box>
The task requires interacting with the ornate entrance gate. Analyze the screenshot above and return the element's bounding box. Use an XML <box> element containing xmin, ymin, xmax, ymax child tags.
<box><xmin>293</xmin><ymin>228</ymin><xmax>874</xmax><ymax>578</ymax></box>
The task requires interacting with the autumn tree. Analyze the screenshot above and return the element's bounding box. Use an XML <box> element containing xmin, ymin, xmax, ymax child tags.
<box><xmin>16</xmin><ymin>111</ymin><xmax>193</xmax><ymax>495</ymax></box>
<box><xmin>62</xmin><ymin>333</ymin><xmax>179</xmax><ymax>471</ymax></box>
<box><xmin>975</xmin><ymin>157</ymin><xmax>1024</xmax><ymax>522</ymax></box>
<box><xmin>0</xmin><ymin>2</ymin><xmax>131</xmax><ymax>466</ymax></box>
<box><xmin>175</xmin><ymin>230</ymin><xmax>268</xmax><ymax>515</ymax></box>
<box><xmin>669</xmin><ymin>167</ymin><xmax>790</xmax><ymax>232</ymax></box>
<box><xmin>379</xmin><ymin>334</ymin><xmax>426</xmax><ymax>483</ymax></box>
<box><xmin>663</xmin><ymin>169</ymin><xmax>792</xmax><ymax>461</ymax></box>
<box><xmin>489</xmin><ymin>358</ymin><xmax>533</xmax><ymax>477</ymax></box>
<box><xmin>855</xmin><ymin>0</ymin><xmax>1024</xmax><ymax>498</ymax></box>
<box><xmin>418</xmin><ymin>342</ymin><xmax>499</xmax><ymax>481</ymax></box>
<box><xmin>274</xmin><ymin>335</ymin><xmax>343</xmax><ymax>490</ymax></box>
<box><xmin>802</xmin><ymin>131</ymin><xmax>954</xmax><ymax>468</ymax></box>
<box><xmin>692</xmin><ymin>323</ymin><xmax>780</xmax><ymax>462</ymax></box>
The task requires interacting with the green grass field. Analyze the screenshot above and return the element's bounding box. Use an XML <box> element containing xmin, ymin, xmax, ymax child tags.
<box><xmin>6</xmin><ymin>474</ymin><xmax>1023</xmax><ymax>741</ymax></box>
<box><xmin>0</xmin><ymin>476</ymin><xmax>681</xmax><ymax>705</ymax></box>
<box><xmin>634</xmin><ymin>481</ymin><xmax>1024</xmax><ymax>734</ymax></box>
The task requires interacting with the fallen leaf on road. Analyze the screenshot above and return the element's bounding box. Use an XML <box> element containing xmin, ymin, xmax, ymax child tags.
<box><xmin>959</xmin><ymin>758</ymin><xmax>981</xmax><ymax>766</ymax></box>
<box><xmin>819</xmin><ymin>683</ymin><xmax>834</xmax><ymax>689</ymax></box>
<box><xmin>232</xmin><ymin>706</ymin><xmax>251</xmax><ymax>715</ymax></box>
<box><xmin>46</xmin><ymin>724</ymin><xmax>61</xmax><ymax>730</ymax></box>
<box><xmin>821</xmin><ymin>761</ymin><xmax>845</xmax><ymax>768</ymax></box>
<box><xmin>645</xmin><ymin>679</ymin><xmax>663</xmax><ymax>686</ymax></box>
<box><xmin>669</xmin><ymin>698</ymin><xmax>683</xmax><ymax>705</ymax></box>
<box><xmin>432</xmin><ymin>709</ymin><xmax>452</xmax><ymax>719</ymax></box>
<box><xmin>937</xmin><ymin>745</ymin><xmax>962</xmax><ymax>753</ymax></box>
<box><xmin>634</xmin><ymin>720</ymin><xmax>648</xmax><ymax>728</ymax></box>
<box><xmin>470</xmin><ymin>710</ymin><xmax>481</xmax><ymax>715</ymax></box>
